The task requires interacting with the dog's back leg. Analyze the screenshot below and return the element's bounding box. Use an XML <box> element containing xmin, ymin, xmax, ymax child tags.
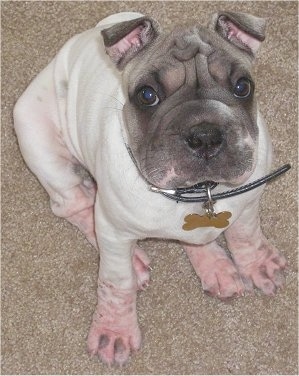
<box><xmin>13</xmin><ymin>62</ymin><xmax>97</xmax><ymax>247</ymax></box>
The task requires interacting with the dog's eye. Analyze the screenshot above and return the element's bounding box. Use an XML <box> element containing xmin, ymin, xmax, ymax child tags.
<box><xmin>137</xmin><ymin>86</ymin><xmax>160</xmax><ymax>106</ymax></box>
<box><xmin>234</xmin><ymin>78</ymin><xmax>252</xmax><ymax>98</ymax></box>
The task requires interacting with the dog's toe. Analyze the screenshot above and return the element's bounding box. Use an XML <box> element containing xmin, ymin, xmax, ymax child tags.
<box><xmin>201</xmin><ymin>261</ymin><xmax>245</xmax><ymax>300</ymax></box>
<box><xmin>87</xmin><ymin>281</ymin><xmax>141</xmax><ymax>366</ymax></box>
<box><xmin>133</xmin><ymin>246</ymin><xmax>151</xmax><ymax>290</ymax></box>
<box><xmin>87</xmin><ymin>327</ymin><xmax>141</xmax><ymax>366</ymax></box>
<box><xmin>234</xmin><ymin>240</ymin><xmax>287</xmax><ymax>296</ymax></box>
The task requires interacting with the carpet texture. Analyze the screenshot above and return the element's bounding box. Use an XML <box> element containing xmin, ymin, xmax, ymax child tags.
<box><xmin>1</xmin><ymin>1</ymin><xmax>298</xmax><ymax>375</ymax></box>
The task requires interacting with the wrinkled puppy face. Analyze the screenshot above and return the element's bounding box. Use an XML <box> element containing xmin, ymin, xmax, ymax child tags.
<box><xmin>102</xmin><ymin>12</ymin><xmax>266</xmax><ymax>188</ymax></box>
<box><xmin>123</xmin><ymin>30</ymin><xmax>258</xmax><ymax>188</ymax></box>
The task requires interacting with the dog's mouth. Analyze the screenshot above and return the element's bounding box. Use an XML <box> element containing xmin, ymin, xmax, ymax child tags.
<box><xmin>144</xmin><ymin>165</ymin><xmax>255</xmax><ymax>191</ymax></box>
<box><xmin>125</xmin><ymin>142</ymin><xmax>253</xmax><ymax>191</ymax></box>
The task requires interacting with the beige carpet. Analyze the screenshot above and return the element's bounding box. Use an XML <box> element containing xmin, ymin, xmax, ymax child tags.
<box><xmin>1</xmin><ymin>1</ymin><xmax>298</xmax><ymax>374</ymax></box>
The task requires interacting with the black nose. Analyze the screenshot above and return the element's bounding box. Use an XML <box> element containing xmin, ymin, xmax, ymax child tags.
<box><xmin>186</xmin><ymin>123</ymin><xmax>223</xmax><ymax>159</ymax></box>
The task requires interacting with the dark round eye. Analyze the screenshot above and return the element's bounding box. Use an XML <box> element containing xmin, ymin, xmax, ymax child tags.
<box><xmin>137</xmin><ymin>86</ymin><xmax>160</xmax><ymax>106</ymax></box>
<box><xmin>234</xmin><ymin>78</ymin><xmax>252</xmax><ymax>98</ymax></box>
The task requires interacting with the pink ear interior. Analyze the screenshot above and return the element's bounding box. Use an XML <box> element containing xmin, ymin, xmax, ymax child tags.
<box><xmin>112</xmin><ymin>25</ymin><xmax>144</xmax><ymax>55</ymax></box>
<box><xmin>226</xmin><ymin>20</ymin><xmax>261</xmax><ymax>54</ymax></box>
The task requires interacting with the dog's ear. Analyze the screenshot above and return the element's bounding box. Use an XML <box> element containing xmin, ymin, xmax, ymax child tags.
<box><xmin>101</xmin><ymin>16</ymin><xmax>160</xmax><ymax>69</ymax></box>
<box><xmin>209</xmin><ymin>11</ymin><xmax>266</xmax><ymax>56</ymax></box>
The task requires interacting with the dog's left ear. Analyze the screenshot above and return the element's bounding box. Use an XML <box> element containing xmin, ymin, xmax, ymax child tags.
<box><xmin>101</xmin><ymin>16</ymin><xmax>160</xmax><ymax>69</ymax></box>
<box><xmin>209</xmin><ymin>11</ymin><xmax>266</xmax><ymax>56</ymax></box>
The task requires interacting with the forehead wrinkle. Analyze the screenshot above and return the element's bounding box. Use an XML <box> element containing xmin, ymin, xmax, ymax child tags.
<box><xmin>157</xmin><ymin>62</ymin><xmax>186</xmax><ymax>96</ymax></box>
<box><xmin>207</xmin><ymin>49</ymin><xmax>233</xmax><ymax>86</ymax></box>
<box><xmin>195</xmin><ymin>53</ymin><xmax>215</xmax><ymax>88</ymax></box>
<box><xmin>172</xmin><ymin>28</ymin><xmax>214</xmax><ymax>62</ymax></box>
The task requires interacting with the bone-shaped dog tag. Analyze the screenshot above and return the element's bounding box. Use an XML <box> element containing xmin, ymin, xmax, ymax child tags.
<box><xmin>182</xmin><ymin>211</ymin><xmax>232</xmax><ymax>231</ymax></box>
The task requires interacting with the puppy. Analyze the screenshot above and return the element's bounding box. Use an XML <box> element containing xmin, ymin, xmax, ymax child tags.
<box><xmin>14</xmin><ymin>11</ymin><xmax>286</xmax><ymax>365</ymax></box>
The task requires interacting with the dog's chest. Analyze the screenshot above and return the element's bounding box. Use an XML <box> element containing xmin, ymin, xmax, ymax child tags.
<box><xmin>149</xmin><ymin>199</ymin><xmax>237</xmax><ymax>242</ymax></box>
<box><xmin>109</xmin><ymin>184</ymin><xmax>242</xmax><ymax>243</ymax></box>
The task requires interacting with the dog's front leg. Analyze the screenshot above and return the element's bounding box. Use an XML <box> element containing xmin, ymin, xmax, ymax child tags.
<box><xmin>87</xmin><ymin>242</ymin><xmax>141</xmax><ymax>365</ymax></box>
<box><xmin>224</xmin><ymin>199</ymin><xmax>287</xmax><ymax>295</ymax></box>
<box><xmin>87</xmin><ymin>206</ymin><xmax>141</xmax><ymax>365</ymax></box>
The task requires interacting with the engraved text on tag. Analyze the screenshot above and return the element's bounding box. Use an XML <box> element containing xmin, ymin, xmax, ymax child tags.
<box><xmin>182</xmin><ymin>211</ymin><xmax>232</xmax><ymax>231</ymax></box>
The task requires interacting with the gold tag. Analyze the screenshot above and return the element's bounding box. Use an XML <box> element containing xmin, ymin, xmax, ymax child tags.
<box><xmin>182</xmin><ymin>211</ymin><xmax>232</xmax><ymax>231</ymax></box>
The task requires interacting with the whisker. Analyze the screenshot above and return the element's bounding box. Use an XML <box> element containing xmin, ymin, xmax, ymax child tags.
<box><xmin>104</xmin><ymin>94</ymin><xmax>124</xmax><ymax>107</ymax></box>
<box><xmin>102</xmin><ymin>107</ymin><xmax>123</xmax><ymax>111</ymax></box>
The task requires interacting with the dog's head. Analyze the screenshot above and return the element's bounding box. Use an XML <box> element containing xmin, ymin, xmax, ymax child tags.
<box><xmin>102</xmin><ymin>12</ymin><xmax>266</xmax><ymax>189</ymax></box>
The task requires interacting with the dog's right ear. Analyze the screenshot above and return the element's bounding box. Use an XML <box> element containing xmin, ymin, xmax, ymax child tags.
<box><xmin>101</xmin><ymin>17</ymin><xmax>160</xmax><ymax>70</ymax></box>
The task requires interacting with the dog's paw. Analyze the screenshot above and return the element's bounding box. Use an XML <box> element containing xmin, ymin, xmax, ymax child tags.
<box><xmin>133</xmin><ymin>246</ymin><xmax>151</xmax><ymax>290</ymax></box>
<box><xmin>87</xmin><ymin>281</ymin><xmax>141</xmax><ymax>366</ymax></box>
<box><xmin>201</xmin><ymin>257</ymin><xmax>245</xmax><ymax>300</ymax></box>
<box><xmin>87</xmin><ymin>322</ymin><xmax>141</xmax><ymax>366</ymax></box>
<box><xmin>184</xmin><ymin>242</ymin><xmax>245</xmax><ymax>300</ymax></box>
<box><xmin>233</xmin><ymin>237</ymin><xmax>287</xmax><ymax>295</ymax></box>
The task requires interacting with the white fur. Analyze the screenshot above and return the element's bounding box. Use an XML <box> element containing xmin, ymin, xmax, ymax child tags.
<box><xmin>13</xmin><ymin>10</ymin><xmax>272</xmax><ymax>291</ymax></box>
<box><xmin>14</xmin><ymin>13</ymin><xmax>279</xmax><ymax>365</ymax></box>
